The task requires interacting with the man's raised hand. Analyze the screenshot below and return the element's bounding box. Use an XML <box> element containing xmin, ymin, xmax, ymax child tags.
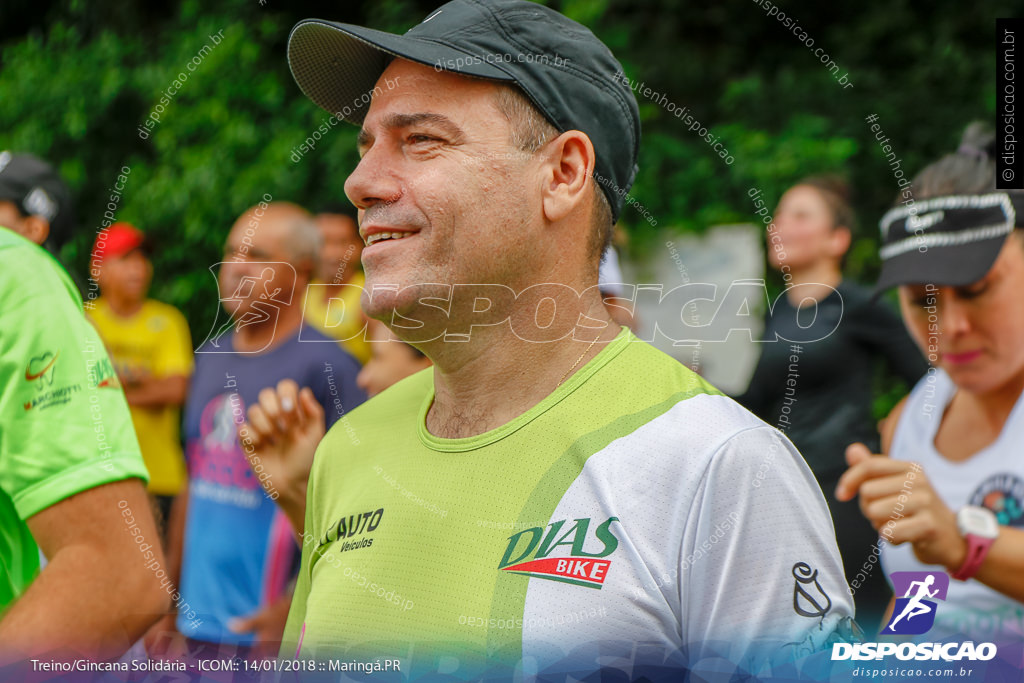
<box><xmin>237</xmin><ymin>379</ymin><xmax>324</xmax><ymax>535</ymax></box>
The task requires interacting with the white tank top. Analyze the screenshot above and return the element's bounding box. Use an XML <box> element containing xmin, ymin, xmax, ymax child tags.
<box><xmin>880</xmin><ymin>367</ymin><xmax>1024</xmax><ymax>641</ymax></box>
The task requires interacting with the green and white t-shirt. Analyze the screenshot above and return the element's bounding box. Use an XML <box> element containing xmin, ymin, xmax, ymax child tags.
<box><xmin>0</xmin><ymin>227</ymin><xmax>148</xmax><ymax>612</ymax></box>
<box><xmin>284</xmin><ymin>328</ymin><xmax>853</xmax><ymax>676</ymax></box>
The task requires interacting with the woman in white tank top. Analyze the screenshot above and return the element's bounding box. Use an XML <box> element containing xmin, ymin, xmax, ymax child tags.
<box><xmin>835</xmin><ymin>123</ymin><xmax>1024</xmax><ymax>642</ymax></box>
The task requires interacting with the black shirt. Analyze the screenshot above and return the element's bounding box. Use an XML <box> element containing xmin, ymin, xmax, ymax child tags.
<box><xmin>736</xmin><ymin>279</ymin><xmax>928</xmax><ymax>480</ymax></box>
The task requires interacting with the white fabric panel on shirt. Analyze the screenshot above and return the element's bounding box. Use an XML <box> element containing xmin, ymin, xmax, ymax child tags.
<box><xmin>521</xmin><ymin>393</ymin><xmax>854</xmax><ymax>669</ymax></box>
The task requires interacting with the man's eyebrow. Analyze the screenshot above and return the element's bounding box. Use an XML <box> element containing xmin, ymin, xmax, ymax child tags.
<box><xmin>357</xmin><ymin>112</ymin><xmax>465</xmax><ymax>150</ymax></box>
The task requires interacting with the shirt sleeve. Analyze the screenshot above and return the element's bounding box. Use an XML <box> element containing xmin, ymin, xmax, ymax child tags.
<box><xmin>154</xmin><ymin>305</ymin><xmax>194</xmax><ymax>378</ymax></box>
<box><xmin>681</xmin><ymin>425</ymin><xmax>856</xmax><ymax>667</ymax></box>
<box><xmin>0</xmin><ymin>253</ymin><xmax>148</xmax><ymax>521</ymax></box>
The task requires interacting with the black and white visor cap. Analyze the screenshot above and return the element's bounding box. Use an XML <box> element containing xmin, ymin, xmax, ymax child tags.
<box><xmin>875</xmin><ymin>192</ymin><xmax>1024</xmax><ymax>292</ymax></box>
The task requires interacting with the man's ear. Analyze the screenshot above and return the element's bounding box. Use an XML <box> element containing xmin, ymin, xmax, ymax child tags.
<box><xmin>830</xmin><ymin>226</ymin><xmax>852</xmax><ymax>259</ymax></box>
<box><xmin>10</xmin><ymin>215</ymin><xmax>50</xmax><ymax>246</ymax></box>
<box><xmin>539</xmin><ymin>131</ymin><xmax>596</xmax><ymax>223</ymax></box>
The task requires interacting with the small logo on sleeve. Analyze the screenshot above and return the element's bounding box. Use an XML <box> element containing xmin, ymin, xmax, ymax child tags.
<box><xmin>25</xmin><ymin>351</ymin><xmax>59</xmax><ymax>384</ymax></box>
<box><xmin>792</xmin><ymin>562</ymin><xmax>833</xmax><ymax>623</ymax></box>
<box><xmin>497</xmin><ymin>516</ymin><xmax>619</xmax><ymax>589</ymax></box>
<box><xmin>89</xmin><ymin>357</ymin><xmax>121</xmax><ymax>389</ymax></box>
<box><xmin>23</xmin><ymin>350</ymin><xmax>84</xmax><ymax>411</ymax></box>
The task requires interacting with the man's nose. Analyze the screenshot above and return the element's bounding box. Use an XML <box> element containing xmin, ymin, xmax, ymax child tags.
<box><xmin>344</xmin><ymin>143</ymin><xmax>403</xmax><ymax>217</ymax></box>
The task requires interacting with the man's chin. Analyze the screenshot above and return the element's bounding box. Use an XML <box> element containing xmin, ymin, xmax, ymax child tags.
<box><xmin>362</xmin><ymin>281</ymin><xmax>456</xmax><ymax>339</ymax></box>
<box><xmin>361</xmin><ymin>290</ymin><xmax>417</xmax><ymax>325</ymax></box>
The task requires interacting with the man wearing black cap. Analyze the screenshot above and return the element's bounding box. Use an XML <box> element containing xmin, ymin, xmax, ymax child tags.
<box><xmin>243</xmin><ymin>1</ymin><xmax>856</xmax><ymax>676</ymax></box>
<box><xmin>0</xmin><ymin>152</ymin><xmax>74</xmax><ymax>250</ymax></box>
<box><xmin>0</xmin><ymin>152</ymin><xmax>168</xmax><ymax>658</ymax></box>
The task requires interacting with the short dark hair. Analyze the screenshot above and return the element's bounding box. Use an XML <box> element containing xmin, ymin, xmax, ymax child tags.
<box><xmin>492</xmin><ymin>83</ymin><xmax>614</xmax><ymax>261</ymax></box>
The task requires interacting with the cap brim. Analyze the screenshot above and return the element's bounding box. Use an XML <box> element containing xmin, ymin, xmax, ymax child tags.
<box><xmin>287</xmin><ymin>19</ymin><xmax>515</xmax><ymax>124</ymax></box>
<box><xmin>873</xmin><ymin>233</ymin><xmax>1008</xmax><ymax>294</ymax></box>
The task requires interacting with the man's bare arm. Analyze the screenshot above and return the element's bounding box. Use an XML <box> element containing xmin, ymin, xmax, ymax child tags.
<box><xmin>143</xmin><ymin>489</ymin><xmax>188</xmax><ymax>656</ymax></box>
<box><xmin>123</xmin><ymin>375</ymin><xmax>188</xmax><ymax>409</ymax></box>
<box><xmin>0</xmin><ymin>478</ymin><xmax>170</xmax><ymax>658</ymax></box>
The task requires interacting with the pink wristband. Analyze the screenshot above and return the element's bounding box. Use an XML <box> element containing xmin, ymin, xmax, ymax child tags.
<box><xmin>951</xmin><ymin>535</ymin><xmax>995</xmax><ymax>581</ymax></box>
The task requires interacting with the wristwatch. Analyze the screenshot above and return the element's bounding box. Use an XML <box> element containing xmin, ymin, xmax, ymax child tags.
<box><xmin>951</xmin><ymin>506</ymin><xmax>1000</xmax><ymax>581</ymax></box>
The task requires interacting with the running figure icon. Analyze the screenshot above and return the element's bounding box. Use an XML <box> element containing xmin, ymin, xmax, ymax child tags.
<box><xmin>887</xmin><ymin>574</ymin><xmax>939</xmax><ymax>630</ymax></box>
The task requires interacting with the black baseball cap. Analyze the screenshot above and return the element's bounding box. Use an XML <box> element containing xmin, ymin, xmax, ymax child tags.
<box><xmin>287</xmin><ymin>0</ymin><xmax>640</xmax><ymax>222</ymax></box>
<box><xmin>0</xmin><ymin>151</ymin><xmax>75</xmax><ymax>247</ymax></box>
<box><xmin>875</xmin><ymin>192</ymin><xmax>1024</xmax><ymax>291</ymax></box>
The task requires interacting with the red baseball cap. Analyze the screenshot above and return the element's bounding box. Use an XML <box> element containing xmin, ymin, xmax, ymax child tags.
<box><xmin>91</xmin><ymin>222</ymin><xmax>146</xmax><ymax>269</ymax></box>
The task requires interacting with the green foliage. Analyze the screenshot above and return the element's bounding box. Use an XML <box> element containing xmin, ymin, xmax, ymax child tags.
<box><xmin>603</xmin><ymin>0</ymin><xmax>1010</xmax><ymax>263</ymax></box>
<box><xmin>0</xmin><ymin>0</ymin><xmax>1013</xmax><ymax>352</ymax></box>
<box><xmin>0</xmin><ymin>0</ymin><xmax>368</xmax><ymax>332</ymax></box>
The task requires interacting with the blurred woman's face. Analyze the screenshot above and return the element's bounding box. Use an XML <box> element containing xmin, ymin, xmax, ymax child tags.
<box><xmin>770</xmin><ymin>185</ymin><xmax>848</xmax><ymax>271</ymax></box>
<box><xmin>899</xmin><ymin>232</ymin><xmax>1024</xmax><ymax>396</ymax></box>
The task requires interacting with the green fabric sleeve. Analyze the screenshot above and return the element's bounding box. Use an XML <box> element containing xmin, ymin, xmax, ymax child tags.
<box><xmin>0</xmin><ymin>230</ymin><xmax>149</xmax><ymax>521</ymax></box>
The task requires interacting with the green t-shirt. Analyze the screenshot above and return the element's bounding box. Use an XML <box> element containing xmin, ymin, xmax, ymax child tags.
<box><xmin>0</xmin><ymin>227</ymin><xmax>149</xmax><ymax>612</ymax></box>
<box><xmin>284</xmin><ymin>328</ymin><xmax>855</xmax><ymax>677</ymax></box>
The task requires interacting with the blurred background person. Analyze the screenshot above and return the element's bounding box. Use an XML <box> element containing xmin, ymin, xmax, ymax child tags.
<box><xmin>303</xmin><ymin>202</ymin><xmax>370</xmax><ymax>364</ymax></box>
<box><xmin>839</xmin><ymin>124</ymin><xmax>1024</xmax><ymax>641</ymax></box>
<box><xmin>147</xmin><ymin>201</ymin><xmax>365</xmax><ymax>659</ymax></box>
<box><xmin>598</xmin><ymin>244</ymin><xmax>638</xmax><ymax>331</ymax></box>
<box><xmin>0</xmin><ymin>152</ymin><xmax>74</xmax><ymax>252</ymax></box>
<box><xmin>356</xmin><ymin>319</ymin><xmax>432</xmax><ymax>397</ymax></box>
<box><xmin>87</xmin><ymin>222</ymin><xmax>192</xmax><ymax>534</ymax></box>
<box><xmin>736</xmin><ymin>175</ymin><xmax>928</xmax><ymax>630</ymax></box>
<box><xmin>0</xmin><ymin>160</ymin><xmax>166</xmax><ymax>659</ymax></box>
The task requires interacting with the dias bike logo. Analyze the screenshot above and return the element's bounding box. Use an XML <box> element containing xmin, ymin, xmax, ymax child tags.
<box><xmin>832</xmin><ymin>571</ymin><xmax>997</xmax><ymax>662</ymax></box>
<box><xmin>497</xmin><ymin>516</ymin><xmax>619</xmax><ymax>589</ymax></box>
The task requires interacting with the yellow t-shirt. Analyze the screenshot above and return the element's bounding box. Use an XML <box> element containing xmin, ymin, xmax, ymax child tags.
<box><xmin>86</xmin><ymin>298</ymin><xmax>192</xmax><ymax>495</ymax></box>
<box><xmin>302</xmin><ymin>271</ymin><xmax>370</xmax><ymax>364</ymax></box>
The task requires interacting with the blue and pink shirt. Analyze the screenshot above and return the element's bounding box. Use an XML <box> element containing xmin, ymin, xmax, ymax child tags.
<box><xmin>179</xmin><ymin>327</ymin><xmax>364</xmax><ymax>644</ymax></box>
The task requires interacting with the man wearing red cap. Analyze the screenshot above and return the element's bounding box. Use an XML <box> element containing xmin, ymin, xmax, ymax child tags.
<box><xmin>87</xmin><ymin>222</ymin><xmax>193</xmax><ymax>530</ymax></box>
